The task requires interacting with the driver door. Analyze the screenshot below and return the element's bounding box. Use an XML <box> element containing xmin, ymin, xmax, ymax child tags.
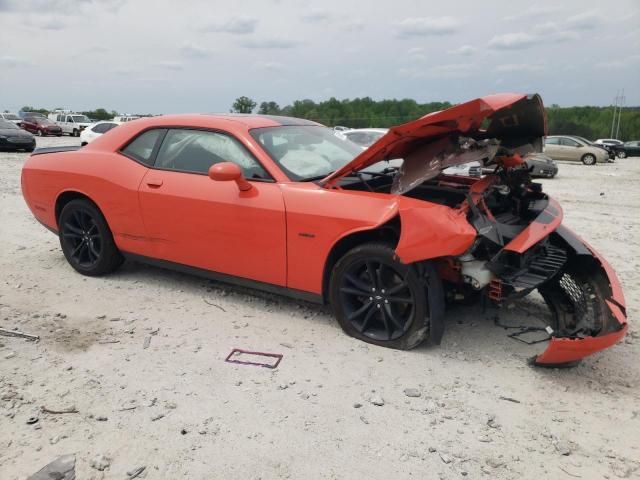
<box><xmin>137</xmin><ymin>128</ymin><xmax>287</xmax><ymax>286</ymax></box>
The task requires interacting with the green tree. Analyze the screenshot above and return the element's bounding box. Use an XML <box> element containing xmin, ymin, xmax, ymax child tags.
<box><xmin>232</xmin><ymin>96</ymin><xmax>257</xmax><ymax>114</ymax></box>
<box><xmin>258</xmin><ymin>101</ymin><xmax>281</xmax><ymax>115</ymax></box>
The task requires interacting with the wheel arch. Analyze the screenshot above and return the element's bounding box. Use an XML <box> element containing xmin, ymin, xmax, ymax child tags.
<box><xmin>55</xmin><ymin>190</ymin><xmax>101</xmax><ymax>227</ymax></box>
<box><xmin>321</xmin><ymin>216</ymin><xmax>401</xmax><ymax>302</ymax></box>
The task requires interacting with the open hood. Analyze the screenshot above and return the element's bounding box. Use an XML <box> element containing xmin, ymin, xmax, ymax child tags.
<box><xmin>321</xmin><ymin>93</ymin><xmax>546</xmax><ymax>188</ymax></box>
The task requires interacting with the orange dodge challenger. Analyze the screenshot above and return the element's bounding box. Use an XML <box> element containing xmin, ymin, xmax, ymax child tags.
<box><xmin>21</xmin><ymin>94</ymin><xmax>627</xmax><ymax>366</ymax></box>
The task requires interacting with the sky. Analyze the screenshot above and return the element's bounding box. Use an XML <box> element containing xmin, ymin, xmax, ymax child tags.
<box><xmin>1</xmin><ymin>0</ymin><xmax>639</xmax><ymax>114</ymax></box>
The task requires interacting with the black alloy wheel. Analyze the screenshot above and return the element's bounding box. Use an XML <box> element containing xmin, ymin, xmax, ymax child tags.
<box><xmin>58</xmin><ymin>199</ymin><xmax>123</xmax><ymax>276</ymax></box>
<box><xmin>330</xmin><ymin>243</ymin><xmax>444</xmax><ymax>350</ymax></box>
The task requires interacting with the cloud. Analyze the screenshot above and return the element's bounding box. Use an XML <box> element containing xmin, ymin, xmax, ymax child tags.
<box><xmin>395</xmin><ymin>17</ymin><xmax>461</xmax><ymax>38</ymax></box>
<box><xmin>0</xmin><ymin>55</ymin><xmax>30</xmax><ymax>68</ymax></box>
<box><xmin>488</xmin><ymin>32</ymin><xmax>537</xmax><ymax>50</ymax></box>
<box><xmin>567</xmin><ymin>11</ymin><xmax>602</xmax><ymax>30</ymax></box>
<box><xmin>154</xmin><ymin>61</ymin><xmax>183</xmax><ymax>71</ymax></box>
<box><xmin>23</xmin><ymin>15</ymin><xmax>69</xmax><ymax>30</ymax></box>
<box><xmin>201</xmin><ymin>17</ymin><xmax>258</xmax><ymax>34</ymax></box>
<box><xmin>240</xmin><ymin>37</ymin><xmax>302</xmax><ymax>49</ymax></box>
<box><xmin>179</xmin><ymin>42</ymin><xmax>212</xmax><ymax>59</ymax></box>
<box><xmin>495</xmin><ymin>63</ymin><xmax>545</xmax><ymax>73</ymax></box>
<box><xmin>399</xmin><ymin>63</ymin><xmax>474</xmax><ymax>79</ymax></box>
<box><xmin>449</xmin><ymin>45</ymin><xmax>477</xmax><ymax>56</ymax></box>
<box><xmin>71</xmin><ymin>46</ymin><xmax>108</xmax><ymax>58</ymax></box>
<box><xmin>595</xmin><ymin>54</ymin><xmax>640</xmax><ymax>69</ymax></box>
<box><xmin>254</xmin><ymin>61</ymin><xmax>286</xmax><ymax>71</ymax></box>
<box><xmin>1</xmin><ymin>0</ymin><xmax>124</xmax><ymax>15</ymax></box>
<box><xmin>341</xmin><ymin>18</ymin><xmax>364</xmax><ymax>31</ymax></box>
<box><xmin>301</xmin><ymin>10</ymin><xmax>331</xmax><ymax>23</ymax></box>
<box><xmin>502</xmin><ymin>6</ymin><xmax>564</xmax><ymax>21</ymax></box>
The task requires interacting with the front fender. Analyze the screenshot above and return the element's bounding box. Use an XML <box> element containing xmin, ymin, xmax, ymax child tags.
<box><xmin>395</xmin><ymin>197</ymin><xmax>476</xmax><ymax>264</ymax></box>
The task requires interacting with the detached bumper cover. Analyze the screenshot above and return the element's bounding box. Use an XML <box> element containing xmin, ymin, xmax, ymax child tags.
<box><xmin>534</xmin><ymin>226</ymin><xmax>628</xmax><ymax>366</ymax></box>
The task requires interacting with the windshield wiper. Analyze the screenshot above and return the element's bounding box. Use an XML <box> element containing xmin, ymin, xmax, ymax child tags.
<box><xmin>300</xmin><ymin>172</ymin><xmax>335</xmax><ymax>182</ymax></box>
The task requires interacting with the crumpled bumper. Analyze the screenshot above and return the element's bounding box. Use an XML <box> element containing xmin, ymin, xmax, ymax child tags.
<box><xmin>533</xmin><ymin>226</ymin><xmax>628</xmax><ymax>366</ymax></box>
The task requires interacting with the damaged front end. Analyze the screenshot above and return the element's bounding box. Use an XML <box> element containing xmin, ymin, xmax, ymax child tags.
<box><xmin>455</xmin><ymin>171</ymin><xmax>628</xmax><ymax>366</ymax></box>
<box><xmin>325</xmin><ymin>93</ymin><xmax>627</xmax><ymax>365</ymax></box>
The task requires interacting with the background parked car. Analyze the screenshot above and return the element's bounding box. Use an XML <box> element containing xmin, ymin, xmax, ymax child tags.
<box><xmin>113</xmin><ymin>115</ymin><xmax>140</xmax><ymax>122</ymax></box>
<box><xmin>21</xmin><ymin>116</ymin><xmax>63</xmax><ymax>137</ymax></box>
<box><xmin>0</xmin><ymin>112</ymin><xmax>22</xmax><ymax>125</ymax></box>
<box><xmin>595</xmin><ymin>138</ymin><xmax>623</xmax><ymax>147</ymax></box>
<box><xmin>0</xmin><ymin>119</ymin><xmax>36</xmax><ymax>152</ymax></box>
<box><xmin>336</xmin><ymin>128</ymin><xmax>388</xmax><ymax>149</ymax></box>
<box><xmin>567</xmin><ymin>135</ymin><xmax>615</xmax><ymax>161</ymax></box>
<box><xmin>49</xmin><ymin>112</ymin><xmax>92</xmax><ymax>137</ymax></box>
<box><xmin>80</xmin><ymin>121</ymin><xmax>122</xmax><ymax>146</ymax></box>
<box><xmin>447</xmin><ymin>154</ymin><xmax>558</xmax><ymax>178</ymax></box>
<box><xmin>615</xmin><ymin>140</ymin><xmax>640</xmax><ymax>158</ymax></box>
<box><xmin>543</xmin><ymin>135</ymin><xmax>609</xmax><ymax>165</ymax></box>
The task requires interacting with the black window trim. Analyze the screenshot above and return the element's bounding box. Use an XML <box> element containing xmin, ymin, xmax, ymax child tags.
<box><xmin>118</xmin><ymin>126</ymin><xmax>275</xmax><ymax>183</ymax></box>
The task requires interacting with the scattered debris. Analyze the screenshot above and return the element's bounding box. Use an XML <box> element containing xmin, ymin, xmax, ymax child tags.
<box><xmin>90</xmin><ymin>454</ymin><xmax>111</xmax><ymax>471</ymax></box>
<box><xmin>151</xmin><ymin>413</ymin><xmax>165</xmax><ymax>421</ymax></box>
<box><xmin>404</xmin><ymin>388</ymin><xmax>421</xmax><ymax>398</ymax></box>
<box><xmin>26</xmin><ymin>416</ymin><xmax>39</xmax><ymax>425</ymax></box>
<box><xmin>279</xmin><ymin>342</ymin><xmax>294</xmax><ymax>349</ymax></box>
<box><xmin>127</xmin><ymin>466</ymin><xmax>146</xmax><ymax>479</ymax></box>
<box><xmin>370</xmin><ymin>395</ymin><xmax>385</xmax><ymax>407</ymax></box>
<box><xmin>487</xmin><ymin>415</ymin><xmax>501</xmax><ymax>429</ymax></box>
<box><xmin>95</xmin><ymin>415</ymin><xmax>108</xmax><ymax>422</ymax></box>
<box><xmin>203</xmin><ymin>298</ymin><xmax>226</xmax><ymax>312</ymax></box>
<box><xmin>4</xmin><ymin>351</ymin><xmax>16</xmax><ymax>359</ymax></box>
<box><xmin>143</xmin><ymin>336</ymin><xmax>151</xmax><ymax>349</ymax></box>
<box><xmin>0</xmin><ymin>327</ymin><xmax>39</xmax><ymax>342</ymax></box>
<box><xmin>353</xmin><ymin>402</ymin><xmax>363</xmax><ymax>409</ymax></box>
<box><xmin>41</xmin><ymin>405</ymin><xmax>78</xmax><ymax>414</ymax></box>
<box><xmin>499</xmin><ymin>396</ymin><xmax>521</xmax><ymax>404</ymax></box>
<box><xmin>359</xmin><ymin>415</ymin><xmax>369</xmax><ymax>424</ymax></box>
<box><xmin>225</xmin><ymin>349</ymin><xmax>283</xmax><ymax>369</ymax></box>
<box><xmin>559</xmin><ymin>466</ymin><xmax>582</xmax><ymax>478</ymax></box>
<box><xmin>554</xmin><ymin>440</ymin><xmax>572</xmax><ymax>456</ymax></box>
<box><xmin>439</xmin><ymin>453</ymin><xmax>452</xmax><ymax>464</ymax></box>
<box><xmin>27</xmin><ymin>454</ymin><xmax>75</xmax><ymax>480</ymax></box>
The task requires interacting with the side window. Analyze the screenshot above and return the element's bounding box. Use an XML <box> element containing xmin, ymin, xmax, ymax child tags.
<box><xmin>92</xmin><ymin>123</ymin><xmax>108</xmax><ymax>134</ymax></box>
<box><xmin>155</xmin><ymin>129</ymin><xmax>270</xmax><ymax>179</ymax></box>
<box><xmin>103</xmin><ymin>123</ymin><xmax>117</xmax><ymax>132</ymax></box>
<box><xmin>545</xmin><ymin>137</ymin><xmax>559</xmax><ymax>145</ymax></box>
<box><xmin>561</xmin><ymin>138</ymin><xmax>579</xmax><ymax>147</ymax></box>
<box><xmin>121</xmin><ymin>129</ymin><xmax>165</xmax><ymax>166</ymax></box>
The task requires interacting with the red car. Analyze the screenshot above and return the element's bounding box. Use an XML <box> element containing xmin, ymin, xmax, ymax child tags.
<box><xmin>21</xmin><ymin>116</ymin><xmax>63</xmax><ymax>137</ymax></box>
<box><xmin>21</xmin><ymin>94</ymin><xmax>627</xmax><ymax>366</ymax></box>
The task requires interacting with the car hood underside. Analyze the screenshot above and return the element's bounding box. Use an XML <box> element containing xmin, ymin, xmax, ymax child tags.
<box><xmin>322</xmin><ymin>93</ymin><xmax>546</xmax><ymax>192</ymax></box>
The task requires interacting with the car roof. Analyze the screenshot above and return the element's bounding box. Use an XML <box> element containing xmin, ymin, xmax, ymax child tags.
<box><xmin>200</xmin><ymin>113</ymin><xmax>321</xmax><ymax>128</ymax></box>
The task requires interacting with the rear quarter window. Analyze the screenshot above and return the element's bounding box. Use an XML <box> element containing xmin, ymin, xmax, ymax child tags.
<box><xmin>120</xmin><ymin>129</ymin><xmax>166</xmax><ymax>166</ymax></box>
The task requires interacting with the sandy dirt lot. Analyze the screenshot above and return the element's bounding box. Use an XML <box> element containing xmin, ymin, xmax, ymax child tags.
<box><xmin>1</xmin><ymin>137</ymin><xmax>639</xmax><ymax>479</ymax></box>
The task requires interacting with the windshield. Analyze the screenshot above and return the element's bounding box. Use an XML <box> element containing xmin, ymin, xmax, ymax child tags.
<box><xmin>250</xmin><ymin>126</ymin><xmax>363</xmax><ymax>180</ymax></box>
<box><xmin>572</xmin><ymin>136</ymin><xmax>593</xmax><ymax>145</ymax></box>
<box><xmin>72</xmin><ymin>115</ymin><xmax>90</xmax><ymax>123</ymax></box>
<box><xmin>0</xmin><ymin>119</ymin><xmax>19</xmax><ymax>129</ymax></box>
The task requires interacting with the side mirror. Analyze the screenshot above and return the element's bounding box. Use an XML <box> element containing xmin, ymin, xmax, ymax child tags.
<box><xmin>208</xmin><ymin>162</ymin><xmax>252</xmax><ymax>191</ymax></box>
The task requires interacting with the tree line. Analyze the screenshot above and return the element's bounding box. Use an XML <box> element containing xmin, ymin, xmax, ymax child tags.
<box><xmin>12</xmin><ymin>97</ymin><xmax>640</xmax><ymax>140</ymax></box>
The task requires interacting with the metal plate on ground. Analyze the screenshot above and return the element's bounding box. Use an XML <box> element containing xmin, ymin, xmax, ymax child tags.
<box><xmin>225</xmin><ymin>349</ymin><xmax>283</xmax><ymax>369</ymax></box>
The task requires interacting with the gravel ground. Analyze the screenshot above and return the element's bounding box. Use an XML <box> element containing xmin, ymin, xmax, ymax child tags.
<box><xmin>1</xmin><ymin>137</ymin><xmax>639</xmax><ymax>479</ymax></box>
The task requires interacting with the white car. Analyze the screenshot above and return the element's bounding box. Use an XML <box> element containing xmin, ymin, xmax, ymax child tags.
<box><xmin>594</xmin><ymin>138</ymin><xmax>623</xmax><ymax>147</ymax></box>
<box><xmin>0</xmin><ymin>112</ymin><xmax>22</xmax><ymax>125</ymax></box>
<box><xmin>336</xmin><ymin>128</ymin><xmax>388</xmax><ymax>149</ymax></box>
<box><xmin>80</xmin><ymin>121</ymin><xmax>122</xmax><ymax>146</ymax></box>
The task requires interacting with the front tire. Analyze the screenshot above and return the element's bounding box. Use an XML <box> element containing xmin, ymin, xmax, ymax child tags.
<box><xmin>329</xmin><ymin>242</ymin><xmax>444</xmax><ymax>350</ymax></box>
<box><xmin>58</xmin><ymin>199</ymin><xmax>123</xmax><ymax>276</ymax></box>
<box><xmin>617</xmin><ymin>151</ymin><xmax>626</xmax><ymax>159</ymax></box>
<box><xmin>581</xmin><ymin>153</ymin><xmax>596</xmax><ymax>165</ymax></box>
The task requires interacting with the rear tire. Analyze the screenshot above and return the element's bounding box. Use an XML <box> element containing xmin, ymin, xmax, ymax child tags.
<box><xmin>58</xmin><ymin>199</ymin><xmax>124</xmax><ymax>276</ymax></box>
<box><xmin>581</xmin><ymin>154</ymin><xmax>596</xmax><ymax>165</ymax></box>
<box><xmin>329</xmin><ymin>242</ymin><xmax>444</xmax><ymax>350</ymax></box>
<box><xmin>617</xmin><ymin>151</ymin><xmax>626</xmax><ymax>159</ymax></box>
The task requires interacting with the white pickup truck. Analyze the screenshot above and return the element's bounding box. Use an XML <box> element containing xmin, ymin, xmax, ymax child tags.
<box><xmin>48</xmin><ymin>113</ymin><xmax>92</xmax><ymax>137</ymax></box>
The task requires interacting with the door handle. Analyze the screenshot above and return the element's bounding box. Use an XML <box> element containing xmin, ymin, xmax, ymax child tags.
<box><xmin>146</xmin><ymin>178</ymin><xmax>163</xmax><ymax>188</ymax></box>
